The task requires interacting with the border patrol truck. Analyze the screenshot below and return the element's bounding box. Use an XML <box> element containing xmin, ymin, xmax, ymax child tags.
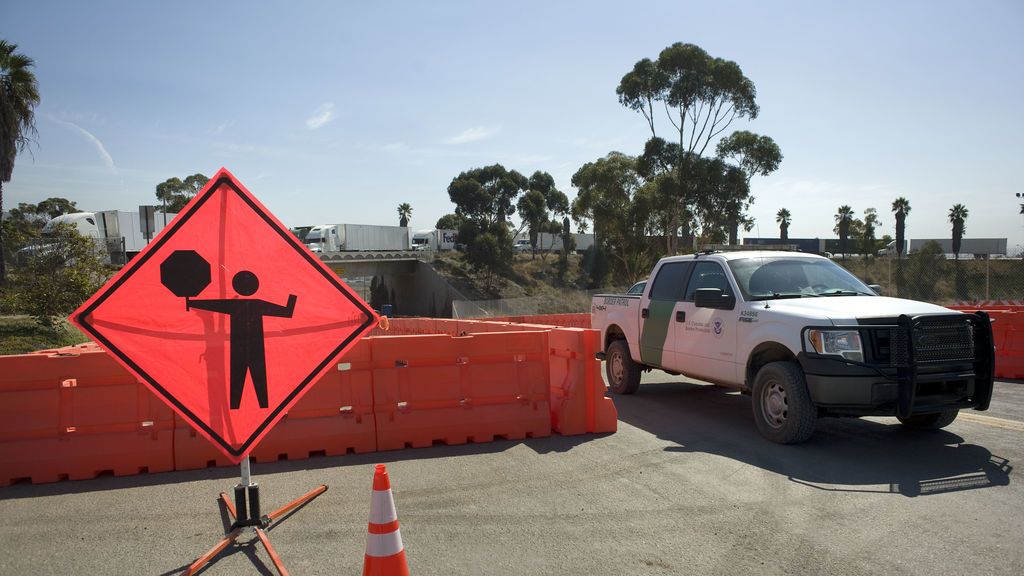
<box><xmin>591</xmin><ymin>250</ymin><xmax>995</xmax><ymax>443</ymax></box>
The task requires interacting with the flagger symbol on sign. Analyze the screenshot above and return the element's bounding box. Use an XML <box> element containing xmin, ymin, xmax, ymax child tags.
<box><xmin>161</xmin><ymin>249</ymin><xmax>298</xmax><ymax>410</ymax></box>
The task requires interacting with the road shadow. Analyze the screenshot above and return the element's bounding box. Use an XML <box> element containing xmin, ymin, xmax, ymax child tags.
<box><xmin>0</xmin><ymin>432</ymin><xmax>603</xmax><ymax>500</ymax></box>
<box><xmin>613</xmin><ymin>380</ymin><xmax>1013</xmax><ymax>497</ymax></box>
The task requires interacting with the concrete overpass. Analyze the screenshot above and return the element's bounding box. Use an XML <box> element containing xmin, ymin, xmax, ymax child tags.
<box><xmin>315</xmin><ymin>251</ymin><xmax>481</xmax><ymax>317</ymax></box>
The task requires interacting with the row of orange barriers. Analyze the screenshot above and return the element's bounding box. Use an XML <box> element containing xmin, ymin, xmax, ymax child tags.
<box><xmin>484</xmin><ymin>313</ymin><xmax>592</xmax><ymax>329</ymax></box>
<box><xmin>0</xmin><ymin>319</ymin><xmax>616</xmax><ymax>485</ymax></box>
<box><xmin>949</xmin><ymin>306</ymin><xmax>1024</xmax><ymax>380</ymax></box>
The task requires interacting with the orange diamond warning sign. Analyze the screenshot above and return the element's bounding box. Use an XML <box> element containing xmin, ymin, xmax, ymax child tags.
<box><xmin>70</xmin><ymin>168</ymin><xmax>378</xmax><ymax>463</ymax></box>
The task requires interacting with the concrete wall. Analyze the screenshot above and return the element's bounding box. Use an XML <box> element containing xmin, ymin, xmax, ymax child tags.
<box><xmin>323</xmin><ymin>257</ymin><xmax>471</xmax><ymax>317</ymax></box>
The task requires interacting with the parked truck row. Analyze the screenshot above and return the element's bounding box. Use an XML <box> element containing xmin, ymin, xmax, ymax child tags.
<box><xmin>26</xmin><ymin>208</ymin><xmax>177</xmax><ymax>265</ymax></box>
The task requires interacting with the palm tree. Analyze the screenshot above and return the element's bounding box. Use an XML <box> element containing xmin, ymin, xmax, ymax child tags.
<box><xmin>1</xmin><ymin>40</ymin><xmax>40</xmax><ymax>283</ymax></box>
<box><xmin>775</xmin><ymin>208</ymin><xmax>791</xmax><ymax>240</ymax></box>
<box><xmin>397</xmin><ymin>203</ymin><xmax>412</xmax><ymax>227</ymax></box>
<box><xmin>891</xmin><ymin>197</ymin><xmax>911</xmax><ymax>258</ymax></box>
<box><xmin>834</xmin><ymin>205</ymin><xmax>854</xmax><ymax>262</ymax></box>
<box><xmin>948</xmin><ymin>204</ymin><xmax>969</xmax><ymax>260</ymax></box>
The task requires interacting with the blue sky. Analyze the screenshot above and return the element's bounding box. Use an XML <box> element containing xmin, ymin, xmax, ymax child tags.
<box><xmin>4</xmin><ymin>1</ymin><xmax>1023</xmax><ymax>252</ymax></box>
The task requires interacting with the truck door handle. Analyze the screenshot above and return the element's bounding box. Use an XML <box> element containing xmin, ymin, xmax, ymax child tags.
<box><xmin>676</xmin><ymin>311</ymin><xmax>685</xmax><ymax>322</ymax></box>
<box><xmin>641</xmin><ymin>308</ymin><xmax>649</xmax><ymax>319</ymax></box>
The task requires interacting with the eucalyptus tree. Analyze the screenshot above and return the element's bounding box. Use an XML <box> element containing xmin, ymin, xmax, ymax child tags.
<box><xmin>1</xmin><ymin>40</ymin><xmax>41</xmax><ymax>283</ymax></box>
<box><xmin>891</xmin><ymin>197</ymin><xmax>911</xmax><ymax>257</ymax></box>
<box><xmin>516</xmin><ymin>190</ymin><xmax>546</xmax><ymax>258</ymax></box>
<box><xmin>2</xmin><ymin>198</ymin><xmax>77</xmax><ymax>265</ymax></box>
<box><xmin>776</xmin><ymin>208</ymin><xmax>791</xmax><ymax>240</ymax></box>
<box><xmin>518</xmin><ymin>170</ymin><xmax>569</xmax><ymax>257</ymax></box>
<box><xmin>447</xmin><ymin>164</ymin><xmax>528</xmax><ymax>272</ymax></box>
<box><xmin>862</xmin><ymin>208</ymin><xmax>881</xmax><ymax>256</ymax></box>
<box><xmin>616</xmin><ymin>43</ymin><xmax>763</xmax><ymax>253</ymax></box>
<box><xmin>948</xmin><ymin>204</ymin><xmax>969</xmax><ymax>260</ymax></box>
<box><xmin>155</xmin><ymin>173</ymin><xmax>209</xmax><ymax>213</ymax></box>
<box><xmin>571</xmin><ymin>152</ymin><xmax>658</xmax><ymax>284</ymax></box>
<box><xmin>715</xmin><ymin>130</ymin><xmax>783</xmax><ymax>244</ymax></box>
<box><xmin>435</xmin><ymin>213</ymin><xmax>462</xmax><ymax>231</ymax></box>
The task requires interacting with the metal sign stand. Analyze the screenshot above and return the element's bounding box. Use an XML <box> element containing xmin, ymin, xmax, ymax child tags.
<box><xmin>185</xmin><ymin>457</ymin><xmax>328</xmax><ymax>575</ymax></box>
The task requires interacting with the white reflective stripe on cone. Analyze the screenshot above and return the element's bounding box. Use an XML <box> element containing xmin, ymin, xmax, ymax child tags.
<box><xmin>365</xmin><ymin>529</ymin><xmax>404</xmax><ymax>557</ymax></box>
<box><xmin>369</xmin><ymin>490</ymin><xmax>398</xmax><ymax>524</ymax></box>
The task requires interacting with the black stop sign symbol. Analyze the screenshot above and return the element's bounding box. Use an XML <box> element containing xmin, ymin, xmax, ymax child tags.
<box><xmin>161</xmin><ymin>249</ymin><xmax>211</xmax><ymax>298</ymax></box>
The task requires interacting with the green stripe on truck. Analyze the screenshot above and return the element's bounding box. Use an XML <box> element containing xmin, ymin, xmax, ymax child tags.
<box><xmin>639</xmin><ymin>299</ymin><xmax>675</xmax><ymax>367</ymax></box>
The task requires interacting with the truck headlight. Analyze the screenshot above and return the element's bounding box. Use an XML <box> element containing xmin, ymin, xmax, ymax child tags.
<box><xmin>807</xmin><ymin>329</ymin><xmax>863</xmax><ymax>362</ymax></box>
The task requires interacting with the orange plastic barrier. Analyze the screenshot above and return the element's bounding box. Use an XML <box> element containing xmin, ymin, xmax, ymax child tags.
<box><xmin>0</xmin><ymin>347</ymin><xmax>174</xmax><ymax>485</ymax></box>
<box><xmin>547</xmin><ymin>328</ymin><xmax>618</xmax><ymax>435</ymax></box>
<box><xmin>1</xmin><ymin>317</ymin><xmax>620</xmax><ymax>484</ymax></box>
<box><xmin>175</xmin><ymin>340</ymin><xmax>378</xmax><ymax>470</ymax></box>
<box><xmin>947</xmin><ymin>308</ymin><xmax>1023</xmax><ymax>380</ymax></box>
<box><xmin>371</xmin><ymin>331</ymin><xmax>551</xmax><ymax>450</ymax></box>
<box><xmin>994</xmin><ymin>312</ymin><xmax>1023</xmax><ymax>379</ymax></box>
<box><xmin>251</xmin><ymin>339</ymin><xmax>376</xmax><ymax>462</ymax></box>
<box><xmin>172</xmin><ymin>417</ymin><xmax>234</xmax><ymax>471</ymax></box>
<box><xmin>482</xmin><ymin>313</ymin><xmax>592</xmax><ymax>329</ymax></box>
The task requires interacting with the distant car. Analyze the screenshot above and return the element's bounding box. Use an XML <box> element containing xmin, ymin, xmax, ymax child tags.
<box><xmin>514</xmin><ymin>239</ymin><xmax>531</xmax><ymax>253</ymax></box>
<box><xmin>626</xmin><ymin>280</ymin><xmax>647</xmax><ymax>296</ymax></box>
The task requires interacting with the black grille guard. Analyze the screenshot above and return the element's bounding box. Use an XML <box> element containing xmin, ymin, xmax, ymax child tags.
<box><xmin>800</xmin><ymin>312</ymin><xmax>995</xmax><ymax>417</ymax></box>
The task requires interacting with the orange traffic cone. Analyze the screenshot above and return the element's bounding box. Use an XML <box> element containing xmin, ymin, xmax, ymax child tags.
<box><xmin>363</xmin><ymin>464</ymin><xmax>410</xmax><ymax>576</ymax></box>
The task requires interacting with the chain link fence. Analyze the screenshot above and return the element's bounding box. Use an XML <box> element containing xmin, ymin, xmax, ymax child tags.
<box><xmin>843</xmin><ymin>255</ymin><xmax>1024</xmax><ymax>305</ymax></box>
<box><xmin>453</xmin><ymin>286</ymin><xmax>627</xmax><ymax>318</ymax></box>
<box><xmin>451</xmin><ymin>254</ymin><xmax>1024</xmax><ymax>317</ymax></box>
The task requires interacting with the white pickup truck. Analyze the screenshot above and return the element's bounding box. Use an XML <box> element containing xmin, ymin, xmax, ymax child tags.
<box><xmin>591</xmin><ymin>250</ymin><xmax>995</xmax><ymax>443</ymax></box>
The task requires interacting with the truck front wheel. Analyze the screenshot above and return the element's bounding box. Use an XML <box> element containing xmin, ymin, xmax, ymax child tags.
<box><xmin>897</xmin><ymin>409</ymin><xmax>959</xmax><ymax>430</ymax></box>
<box><xmin>752</xmin><ymin>362</ymin><xmax>816</xmax><ymax>444</ymax></box>
<box><xmin>606</xmin><ymin>340</ymin><xmax>641</xmax><ymax>395</ymax></box>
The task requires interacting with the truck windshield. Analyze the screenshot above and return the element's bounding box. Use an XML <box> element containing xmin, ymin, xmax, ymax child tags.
<box><xmin>728</xmin><ymin>257</ymin><xmax>875</xmax><ymax>301</ymax></box>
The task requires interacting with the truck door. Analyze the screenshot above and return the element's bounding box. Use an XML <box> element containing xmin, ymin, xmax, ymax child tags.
<box><xmin>639</xmin><ymin>261</ymin><xmax>690</xmax><ymax>370</ymax></box>
<box><xmin>674</xmin><ymin>261</ymin><xmax>740</xmax><ymax>384</ymax></box>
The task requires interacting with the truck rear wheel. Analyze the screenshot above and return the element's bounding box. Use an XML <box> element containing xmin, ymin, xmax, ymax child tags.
<box><xmin>606</xmin><ymin>340</ymin><xmax>641</xmax><ymax>395</ymax></box>
<box><xmin>897</xmin><ymin>409</ymin><xmax>959</xmax><ymax>430</ymax></box>
<box><xmin>752</xmin><ymin>362</ymin><xmax>816</xmax><ymax>444</ymax></box>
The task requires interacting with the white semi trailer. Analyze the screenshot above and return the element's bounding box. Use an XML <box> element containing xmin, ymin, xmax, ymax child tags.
<box><xmin>39</xmin><ymin>208</ymin><xmax>177</xmax><ymax>264</ymax></box>
<box><xmin>411</xmin><ymin>229</ymin><xmax>457</xmax><ymax>251</ymax></box>
<box><xmin>304</xmin><ymin>224</ymin><xmax>410</xmax><ymax>253</ymax></box>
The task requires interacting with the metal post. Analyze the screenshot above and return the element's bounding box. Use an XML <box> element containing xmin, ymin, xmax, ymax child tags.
<box><xmin>234</xmin><ymin>456</ymin><xmax>253</xmax><ymax>524</ymax></box>
<box><xmin>986</xmin><ymin>258</ymin><xmax>990</xmax><ymax>300</ymax></box>
<box><xmin>240</xmin><ymin>456</ymin><xmax>252</xmax><ymax>487</ymax></box>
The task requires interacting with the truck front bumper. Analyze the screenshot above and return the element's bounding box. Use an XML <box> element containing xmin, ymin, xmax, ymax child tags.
<box><xmin>797</xmin><ymin>312</ymin><xmax>995</xmax><ymax>417</ymax></box>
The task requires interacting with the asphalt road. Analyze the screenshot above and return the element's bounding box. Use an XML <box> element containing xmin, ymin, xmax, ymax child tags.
<box><xmin>1</xmin><ymin>377</ymin><xmax>1022</xmax><ymax>576</ymax></box>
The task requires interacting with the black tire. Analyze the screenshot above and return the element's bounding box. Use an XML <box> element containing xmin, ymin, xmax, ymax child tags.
<box><xmin>751</xmin><ymin>361</ymin><xmax>816</xmax><ymax>444</ymax></box>
<box><xmin>897</xmin><ymin>409</ymin><xmax>959</xmax><ymax>430</ymax></box>
<box><xmin>605</xmin><ymin>340</ymin><xmax>641</xmax><ymax>395</ymax></box>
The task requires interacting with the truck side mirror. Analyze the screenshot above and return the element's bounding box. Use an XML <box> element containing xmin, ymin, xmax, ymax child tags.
<box><xmin>868</xmin><ymin>284</ymin><xmax>883</xmax><ymax>295</ymax></box>
<box><xmin>694</xmin><ymin>288</ymin><xmax>736</xmax><ymax>310</ymax></box>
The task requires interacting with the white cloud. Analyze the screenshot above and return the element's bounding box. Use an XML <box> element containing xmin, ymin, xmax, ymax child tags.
<box><xmin>445</xmin><ymin>125</ymin><xmax>499</xmax><ymax>145</ymax></box>
<box><xmin>49</xmin><ymin>116</ymin><xmax>117</xmax><ymax>173</ymax></box>
<box><xmin>210</xmin><ymin>120</ymin><xmax>232</xmax><ymax>135</ymax></box>
<box><xmin>305</xmin><ymin>102</ymin><xmax>336</xmax><ymax>129</ymax></box>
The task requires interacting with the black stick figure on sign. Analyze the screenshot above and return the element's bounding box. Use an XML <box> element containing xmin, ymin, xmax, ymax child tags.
<box><xmin>160</xmin><ymin>250</ymin><xmax>297</xmax><ymax>410</ymax></box>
